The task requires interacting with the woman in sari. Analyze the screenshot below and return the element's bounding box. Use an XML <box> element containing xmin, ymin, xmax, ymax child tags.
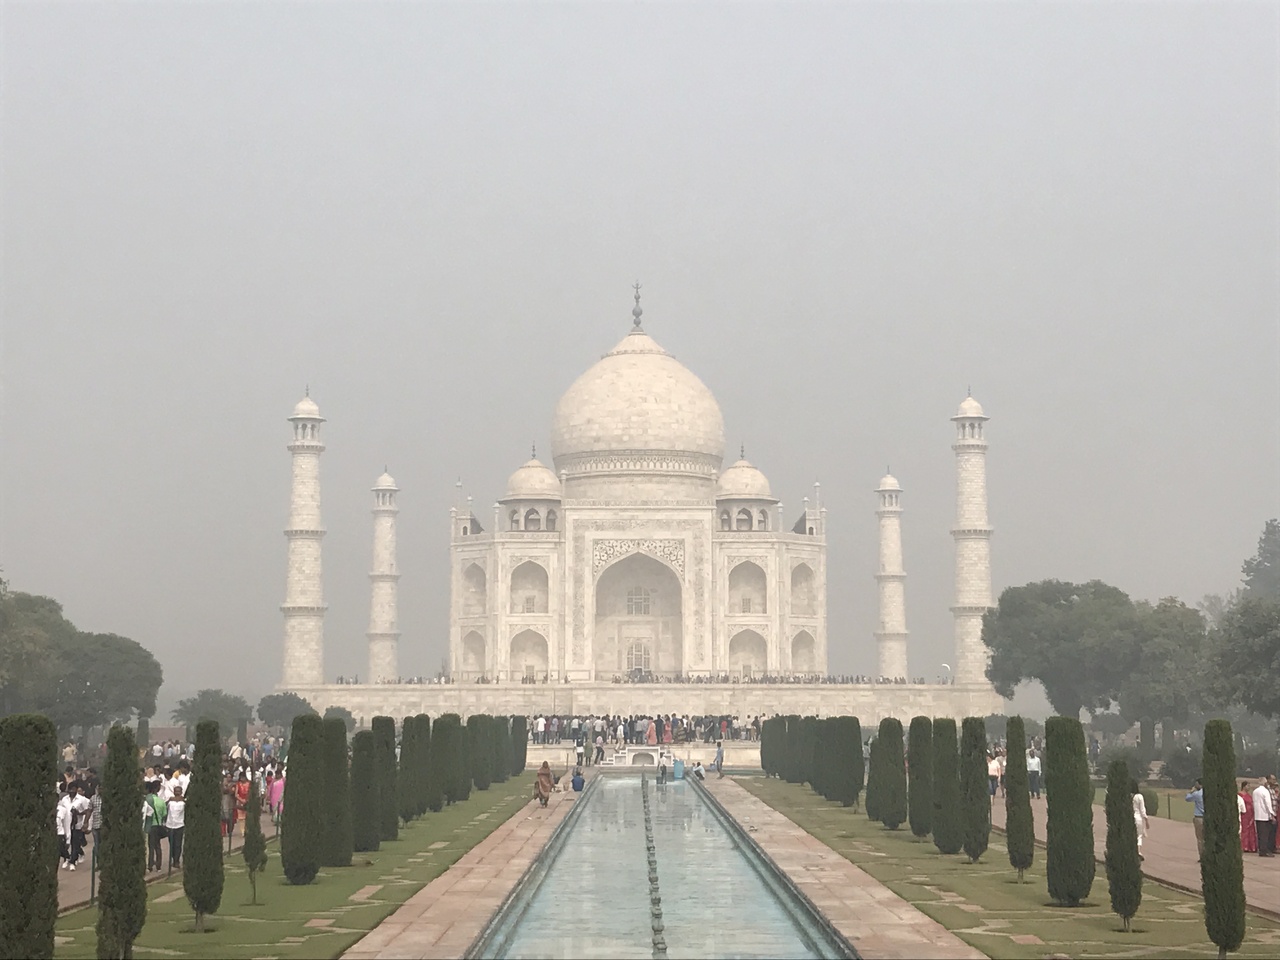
<box><xmin>1240</xmin><ymin>780</ymin><xmax>1258</xmax><ymax>853</ymax></box>
<box><xmin>534</xmin><ymin>761</ymin><xmax>554</xmax><ymax>807</ymax></box>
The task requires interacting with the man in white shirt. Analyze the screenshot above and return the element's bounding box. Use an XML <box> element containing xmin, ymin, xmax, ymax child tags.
<box><xmin>1026</xmin><ymin>750</ymin><xmax>1043</xmax><ymax>799</ymax></box>
<box><xmin>1254</xmin><ymin>777</ymin><xmax>1277</xmax><ymax>857</ymax></box>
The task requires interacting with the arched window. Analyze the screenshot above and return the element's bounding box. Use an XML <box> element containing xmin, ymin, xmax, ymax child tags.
<box><xmin>736</xmin><ymin>508</ymin><xmax>753</xmax><ymax>531</ymax></box>
<box><xmin>509</xmin><ymin>509</ymin><xmax>520</xmax><ymax>531</ymax></box>
<box><xmin>720</xmin><ymin>510</ymin><xmax>731</xmax><ymax>531</ymax></box>
<box><xmin>758</xmin><ymin>509</ymin><xmax>769</xmax><ymax>531</ymax></box>
<box><xmin>626</xmin><ymin>586</ymin><xmax>651</xmax><ymax>615</ymax></box>
<box><xmin>524</xmin><ymin>508</ymin><xmax>541</xmax><ymax>531</ymax></box>
<box><xmin>546</xmin><ymin>509</ymin><xmax>558</xmax><ymax>532</ymax></box>
<box><xmin>626</xmin><ymin>641</ymin><xmax>652</xmax><ymax>672</ymax></box>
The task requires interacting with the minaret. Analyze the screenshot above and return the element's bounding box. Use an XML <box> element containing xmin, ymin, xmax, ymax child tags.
<box><xmin>951</xmin><ymin>395</ymin><xmax>993</xmax><ymax>686</ymax></box>
<box><xmin>367</xmin><ymin>470</ymin><xmax>401</xmax><ymax>684</ymax></box>
<box><xmin>875</xmin><ymin>471</ymin><xmax>908</xmax><ymax>680</ymax></box>
<box><xmin>281</xmin><ymin>393</ymin><xmax>326</xmax><ymax>687</ymax></box>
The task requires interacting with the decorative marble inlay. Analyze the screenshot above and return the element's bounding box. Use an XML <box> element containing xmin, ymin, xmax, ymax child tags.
<box><xmin>592</xmin><ymin>538</ymin><xmax>685</xmax><ymax>577</ymax></box>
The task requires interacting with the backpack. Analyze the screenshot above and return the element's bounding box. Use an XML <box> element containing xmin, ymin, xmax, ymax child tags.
<box><xmin>144</xmin><ymin>794</ymin><xmax>166</xmax><ymax>830</ymax></box>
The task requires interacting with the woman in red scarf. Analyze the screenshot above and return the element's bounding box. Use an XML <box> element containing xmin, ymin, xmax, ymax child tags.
<box><xmin>1240</xmin><ymin>780</ymin><xmax>1258</xmax><ymax>853</ymax></box>
<box><xmin>234</xmin><ymin>771</ymin><xmax>252</xmax><ymax>831</ymax></box>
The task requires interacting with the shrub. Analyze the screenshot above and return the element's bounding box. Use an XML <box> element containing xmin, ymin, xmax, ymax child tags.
<box><xmin>1236</xmin><ymin>746</ymin><xmax>1277</xmax><ymax>780</ymax></box>
<box><xmin>1140</xmin><ymin>786</ymin><xmax>1161</xmax><ymax>820</ymax></box>
<box><xmin>1202</xmin><ymin>719</ymin><xmax>1245</xmax><ymax>958</ymax></box>
<box><xmin>932</xmin><ymin>718</ymin><xmax>961</xmax><ymax>855</ymax></box>
<box><xmin>321</xmin><ymin>716</ymin><xmax>353</xmax><ymax>867</ymax></box>
<box><xmin>1104</xmin><ymin>759</ymin><xmax>1142</xmax><ymax>931</ymax></box>
<box><xmin>398</xmin><ymin>715</ymin><xmax>419</xmax><ymax>823</ymax></box>
<box><xmin>241</xmin><ymin>776</ymin><xmax>268</xmax><ymax>904</ymax></box>
<box><xmin>1162</xmin><ymin>746</ymin><xmax>1201</xmax><ymax>788</ymax></box>
<box><xmin>467</xmin><ymin>715</ymin><xmax>492</xmax><ymax>791</ymax></box>
<box><xmin>864</xmin><ymin>736</ymin><xmax>882</xmax><ymax>822</ymax></box>
<box><xmin>350</xmin><ymin>731</ymin><xmax>380</xmax><ymax>852</ymax></box>
<box><xmin>878</xmin><ymin>718</ymin><xmax>907</xmax><ymax>830</ymax></box>
<box><xmin>1096</xmin><ymin>744</ymin><xmax>1145</xmax><ymax>783</ymax></box>
<box><xmin>907</xmin><ymin>717</ymin><xmax>933</xmax><ymax>839</ymax></box>
<box><xmin>280</xmin><ymin>714</ymin><xmax>324</xmax><ymax>885</ymax></box>
<box><xmin>183</xmin><ymin>720</ymin><xmax>224</xmax><ymax>931</ymax></box>
<box><xmin>415</xmin><ymin>714</ymin><xmax>432</xmax><ymax>816</ymax></box>
<box><xmin>371</xmin><ymin>716</ymin><xmax>399</xmax><ymax>840</ymax></box>
<box><xmin>96</xmin><ymin>725</ymin><xmax>147</xmax><ymax>959</ymax></box>
<box><xmin>433</xmin><ymin>714</ymin><xmax>466</xmax><ymax>805</ymax></box>
<box><xmin>0</xmin><ymin>714</ymin><xmax>58</xmax><ymax>960</ymax></box>
<box><xmin>959</xmin><ymin>717</ymin><xmax>990</xmax><ymax>862</ymax></box>
<box><xmin>1004</xmin><ymin>716</ymin><xmax>1034</xmax><ymax>881</ymax></box>
<box><xmin>510</xmin><ymin>716</ymin><xmax>528</xmax><ymax>776</ymax></box>
<box><xmin>1045</xmin><ymin>716</ymin><xmax>1095</xmax><ymax>907</ymax></box>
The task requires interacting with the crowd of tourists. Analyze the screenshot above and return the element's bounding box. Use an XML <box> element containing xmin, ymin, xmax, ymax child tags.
<box><xmin>527</xmin><ymin>713</ymin><xmax>758</xmax><ymax>751</ymax></box>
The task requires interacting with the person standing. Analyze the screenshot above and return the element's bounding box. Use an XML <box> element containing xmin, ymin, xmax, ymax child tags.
<box><xmin>165</xmin><ymin>786</ymin><xmax>186</xmax><ymax>869</ymax></box>
<box><xmin>143</xmin><ymin>780</ymin><xmax>167</xmax><ymax>872</ymax></box>
<box><xmin>1026</xmin><ymin>749</ymin><xmax>1042</xmax><ymax>799</ymax></box>
<box><xmin>714</xmin><ymin>741</ymin><xmax>725</xmax><ymax>779</ymax></box>
<box><xmin>1252</xmin><ymin>776</ymin><xmax>1276</xmax><ymax>857</ymax></box>
<box><xmin>1239</xmin><ymin>781</ymin><xmax>1258</xmax><ymax>854</ymax></box>
<box><xmin>1132</xmin><ymin>779</ymin><xmax>1150</xmax><ymax>861</ymax></box>
<box><xmin>1186</xmin><ymin>779</ymin><xmax>1206</xmax><ymax>860</ymax></box>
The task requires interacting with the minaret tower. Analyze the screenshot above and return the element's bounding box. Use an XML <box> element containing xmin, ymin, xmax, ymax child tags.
<box><xmin>281</xmin><ymin>393</ymin><xmax>326</xmax><ymax>687</ymax></box>
<box><xmin>951</xmin><ymin>395</ymin><xmax>993</xmax><ymax>686</ymax></box>
<box><xmin>875</xmin><ymin>471</ymin><xmax>908</xmax><ymax>681</ymax></box>
<box><xmin>367</xmin><ymin>470</ymin><xmax>401</xmax><ymax>683</ymax></box>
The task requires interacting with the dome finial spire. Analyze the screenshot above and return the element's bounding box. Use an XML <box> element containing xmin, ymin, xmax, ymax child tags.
<box><xmin>631</xmin><ymin>281</ymin><xmax>643</xmax><ymax>329</ymax></box>
<box><xmin>531</xmin><ymin>441</ymin><xmax>537</xmax><ymax>459</ymax></box>
<box><xmin>740</xmin><ymin>443</ymin><xmax>745</xmax><ymax>460</ymax></box>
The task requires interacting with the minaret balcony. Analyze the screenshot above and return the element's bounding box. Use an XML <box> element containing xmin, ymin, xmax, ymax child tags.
<box><xmin>281</xmin><ymin>604</ymin><xmax>328</xmax><ymax>615</ymax></box>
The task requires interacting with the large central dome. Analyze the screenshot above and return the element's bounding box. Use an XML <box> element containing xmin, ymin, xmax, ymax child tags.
<box><xmin>550</xmin><ymin>326</ymin><xmax>726</xmax><ymax>481</ymax></box>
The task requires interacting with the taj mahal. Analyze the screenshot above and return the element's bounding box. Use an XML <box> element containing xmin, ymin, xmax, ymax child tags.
<box><xmin>279</xmin><ymin>292</ymin><xmax>1004</xmax><ymax>724</ymax></box>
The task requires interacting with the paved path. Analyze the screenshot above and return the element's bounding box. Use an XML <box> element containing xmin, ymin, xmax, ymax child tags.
<box><xmin>991</xmin><ymin>796</ymin><xmax>1279</xmax><ymax>917</ymax></box>
<box><xmin>342</xmin><ymin>787</ymin><xmax>580</xmax><ymax>960</ymax></box>
<box><xmin>58</xmin><ymin>811</ymin><xmax>278</xmax><ymax>912</ymax></box>
<box><xmin>705</xmin><ymin>778</ymin><xmax>986</xmax><ymax>960</ymax></box>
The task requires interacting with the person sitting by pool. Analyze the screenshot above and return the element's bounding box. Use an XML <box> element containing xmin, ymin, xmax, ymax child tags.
<box><xmin>534</xmin><ymin>761</ymin><xmax>554</xmax><ymax>807</ymax></box>
<box><xmin>571</xmin><ymin>768</ymin><xmax>585</xmax><ymax>792</ymax></box>
<box><xmin>691</xmin><ymin>761</ymin><xmax>706</xmax><ymax>781</ymax></box>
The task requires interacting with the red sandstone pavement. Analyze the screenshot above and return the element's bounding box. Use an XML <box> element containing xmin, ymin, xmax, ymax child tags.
<box><xmin>58</xmin><ymin>811</ymin><xmax>277</xmax><ymax>912</ymax></box>
<box><xmin>990</xmin><ymin>796</ymin><xmax>1279</xmax><ymax>916</ymax></box>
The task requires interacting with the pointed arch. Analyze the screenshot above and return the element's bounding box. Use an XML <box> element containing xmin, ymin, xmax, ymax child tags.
<box><xmin>791</xmin><ymin>563</ymin><xmax>815</xmax><ymax>616</ymax></box>
<box><xmin>510</xmin><ymin>560</ymin><xmax>549</xmax><ymax>614</ymax></box>
<box><xmin>728</xmin><ymin>560</ymin><xmax>767</xmax><ymax>615</ymax></box>
<box><xmin>462</xmin><ymin>563</ymin><xmax>487</xmax><ymax>616</ymax></box>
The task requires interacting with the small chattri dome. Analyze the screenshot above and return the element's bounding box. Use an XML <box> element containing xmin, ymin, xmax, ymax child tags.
<box><xmin>717</xmin><ymin>458</ymin><xmax>775</xmax><ymax>500</ymax></box>
<box><xmin>878</xmin><ymin>473</ymin><xmax>901</xmax><ymax>492</ymax></box>
<box><xmin>291</xmin><ymin>395</ymin><xmax>322</xmax><ymax>419</ymax></box>
<box><xmin>503</xmin><ymin>458</ymin><xmax>562</xmax><ymax>501</ymax></box>
<box><xmin>955</xmin><ymin>396</ymin><xmax>986</xmax><ymax>419</ymax></box>
<box><xmin>374</xmin><ymin>471</ymin><xmax>398</xmax><ymax>490</ymax></box>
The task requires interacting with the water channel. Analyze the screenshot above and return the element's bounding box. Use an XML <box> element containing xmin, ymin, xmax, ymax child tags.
<box><xmin>470</xmin><ymin>774</ymin><xmax>855</xmax><ymax>960</ymax></box>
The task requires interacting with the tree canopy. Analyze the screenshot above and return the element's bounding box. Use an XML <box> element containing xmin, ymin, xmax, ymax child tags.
<box><xmin>1118</xmin><ymin>598</ymin><xmax>1206</xmax><ymax>724</ymax></box>
<box><xmin>1241</xmin><ymin>518</ymin><xmax>1280</xmax><ymax>601</ymax></box>
<box><xmin>1210</xmin><ymin>596</ymin><xmax>1280</xmax><ymax>720</ymax></box>
<box><xmin>171</xmin><ymin>690</ymin><xmax>253</xmax><ymax>733</ymax></box>
<box><xmin>257</xmin><ymin>693</ymin><xmax>316</xmax><ymax>730</ymax></box>
<box><xmin>984</xmin><ymin>579</ymin><xmax>1141</xmax><ymax>718</ymax></box>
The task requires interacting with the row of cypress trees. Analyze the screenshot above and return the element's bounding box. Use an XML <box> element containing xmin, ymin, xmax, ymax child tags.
<box><xmin>761</xmin><ymin>714</ymin><xmax>865</xmax><ymax>810</ymax></box>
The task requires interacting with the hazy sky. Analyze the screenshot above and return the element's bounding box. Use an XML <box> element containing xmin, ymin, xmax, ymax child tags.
<box><xmin>3</xmin><ymin>3</ymin><xmax>1276</xmax><ymax>714</ymax></box>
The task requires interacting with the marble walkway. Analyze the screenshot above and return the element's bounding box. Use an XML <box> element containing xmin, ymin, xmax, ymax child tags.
<box><xmin>704</xmin><ymin>777</ymin><xmax>987</xmax><ymax>960</ymax></box>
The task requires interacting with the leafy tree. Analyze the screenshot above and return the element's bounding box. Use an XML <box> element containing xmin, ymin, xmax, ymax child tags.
<box><xmin>907</xmin><ymin>716</ymin><xmax>933</xmax><ymax>839</ymax></box>
<box><xmin>242</xmin><ymin>776</ymin><xmax>268</xmax><ymax>905</ymax></box>
<box><xmin>257</xmin><ymin>693</ymin><xmax>316</xmax><ymax>730</ymax></box>
<box><xmin>171</xmin><ymin>690</ymin><xmax>253</xmax><ymax>736</ymax></box>
<box><xmin>324</xmin><ymin>705</ymin><xmax>357</xmax><ymax>734</ymax></box>
<box><xmin>1004</xmin><ymin>716</ymin><xmax>1034</xmax><ymax>881</ymax></box>
<box><xmin>932</xmin><ymin>718</ymin><xmax>962</xmax><ymax>855</ymax></box>
<box><xmin>1201</xmin><ymin>720</ymin><xmax>1245</xmax><ymax>959</ymax></box>
<box><xmin>349</xmin><ymin>731</ymin><xmax>380</xmax><ymax>852</ymax></box>
<box><xmin>959</xmin><ymin>717</ymin><xmax>990</xmax><ymax>862</ymax></box>
<box><xmin>184</xmin><ymin>721</ymin><xmax>224</xmax><ymax>932</ymax></box>
<box><xmin>1163</xmin><ymin>744</ymin><xmax>1202</xmax><ymax>789</ymax></box>
<box><xmin>1104</xmin><ymin>759</ymin><xmax>1142</xmax><ymax>932</ymax></box>
<box><xmin>1120</xmin><ymin>599</ymin><xmax>1205</xmax><ymax>729</ymax></box>
<box><xmin>414</xmin><ymin>714</ymin><xmax>432</xmax><ymax>816</ymax></box>
<box><xmin>984</xmin><ymin>580</ymin><xmax>1141</xmax><ymax>718</ymax></box>
<box><xmin>280</xmin><ymin>714</ymin><xmax>324</xmax><ymax>884</ymax></box>
<box><xmin>864</xmin><ymin>735</ymin><xmax>882</xmax><ymax>822</ymax></box>
<box><xmin>398</xmin><ymin>715</ymin><xmax>420</xmax><ymax>822</ymax></box>
<box><xmin>0</xmin><ymin>713</ymin><xmax>58</xmax><ymax>959</ymax></box>
<box><xmin>1136</xmin><ymin>717</ymin><xmax>1156</xmax><ymax>765</ymax></box>
<box><xmin>97</xmin><ymin>725</ymin><xmax>147</xmax><ymax>959</ymax></box>
<box><xmin>877</xmin><ymin>718</ymin><xmax>907</xmax><ymax>830</ymax></box>
<box><xmin>1045</xmin><ymin>716</ymin><xmax>1095</xmax><ymax>907</ymax></box>
<box><xmin>1241</xmin><ymin>518</ymin><xmax>1280</xmax><ymax>601</ymax></box>
<box><xmin>1211</xmin><ymin>597</ymin><xmax>1280</xmax><ymax>720</ymax></box>
<box><xmin>0</xmin><ymin>591</ymin><xmax>75</xmax><ymax>717</ymax></box>
<box><xmin>467</xmin><ymin>715</ymin><xmax>492</xmax><ymax>791</ymax></box>
<box><xmin>510</xmin><ymin>716</ymin><xmax>527</xmax><ymax>776</ymax></box>
<box><xmin>321</xmin><ymin>717</ymin><xmax>352</xmax><ymax>867</ymax></box>
<box><xmin>371</xmin><ymin>716</ymin><xmax>399</xmax><ymax>839</ymax></box>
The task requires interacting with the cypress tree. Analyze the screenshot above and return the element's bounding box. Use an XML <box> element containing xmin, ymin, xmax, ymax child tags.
<box><xmin>450</xmin><ymin>714</ymin><xmax>471</xmax><ymax>803</ymax></box>
<box><xmin>510</xmin><ymin>716</ymin><xmax>528</xmax><ymax>776</ymax></box>
<box><xmin>434</xmin><ymin>714</ymin><xmax>466</xmax><ymax>805</ymax></box>
<box><xmin>878</xmin><ymin>718</ymin><xmax>908</xmax><ymax>830</ymax></box>
<box><xmin>0</xmin><ymin>714</ymin><xmax>59</xmax><ymax>960</ymax></box>
<box><xmin>865</xmin><ymin>736</ymin><xmax>882</xmax><ymax>822</ymax></box>
<box><xmin>959</xmin><ymin>716</ymin><xmax>990</xmax><ymax>862</ymax></box>
<box><xmin>797</xmin><ymin>717</ymin><xmax>820</xmax><ymax>790</ymax></box>
<box><xmin>350</xmin><ymin>731</ymin><xmax>380</xmax><ymax>852</ymax></box>
<box><xmin>425</xmin><ymin>718</ymin><xmax>450</xmax><ymax>811</ymax></box>
<box><xmin>1004</xmin><ymin>716</ymin><xmax>1035</xmax><ymax>882</ymax></box>
<box><xmin>321</xmin><ymin>716</ymin><xmax>353</xmax><ymax>867</ymax></box>
<box><xmin>932</xmin><ymin>718</ymin><xmax>962</xmax><ymax>855</ymax></box>
<box><xmin>816</xmin><ymin>718</ymin><xmax>837</xmax><ymax>799</ymax></box>
<box><xmin>183</xmin><ymin>720</ymin><xmax>224</xmax><ymax>932</ymax></box>
<box><xmin>241</xmin><ymin>776</ymin><xmax>268</xmax><ymax>905</ymax></box>
<box><xmin>414</xmin><ymin>714</ymin><xmax>432</xmax><ymax>816</ymax></box>
<box><xmin>760</xmin><ymin>716</ymin><xmax>778</xmax><ymax>778</ymax></box>
<box><xmin>96</xmin><ymin>724</ymin><xmax>147</xmax><ymax>959</ymax></box>
<box><xmin>783</xmin><ymin>715</ymin><xmax>803</xmax><ymax>784</ymax></box>
<box><xmin>491</xmin><ymin>716</ymin><xmax>510</xmax><ymax>784</ymax></box>
<box><xmin>840</xmin><ymin>717</ymin><xmax>864</xmax><ymax>808</ymax></box>
<box><xmin>908</xmin><ymin>716</ymin><xmax>933</xmax><ymax>839</ymax></box>
<box><xmin>398</xmin><ymin>716</ymin><xmax>419</xmax><ymax>823</ymax></box>
<box><xmin>371</xmin><ymin>716</ymin><xmax>399</xmax><ymax>840</ymax></box>
<box><xmin>280</xmin><ymin>714</ymin><xmax>324</xmax><ymax>885</ymax></box>
<box><xmin>467</xmin><ymin>715</ymin><xmax>492</xmax><ymax>791</ymax></box>
<box><xmin>1045</xmin><ymin>715</ymin><xmax>1095</xmax><ymax>907</ymax></box>
<box><xmin>1201</xmin><ymin>719</ymin><xmax>1245</xmax><ymax>959</ymax></box>
<box><xmin>1104</xmin><ymin>759</ymin><xmax>1142</xmax><ymax>932</ymax></box>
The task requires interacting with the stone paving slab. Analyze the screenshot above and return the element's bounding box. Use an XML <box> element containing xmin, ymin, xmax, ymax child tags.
<box><xmin>705</xmin><ymin>778</ymin><xmax>987</xmax><ymax>960</ymax></box>
<box><xmin>342</xmin><ymin>786</ymin><xmax>581</xmax><ymax>960</ymax></box>
<box><xmin>991</xmin><ymin>795</ymin><xmax>1280</xmax><ymax>919</ymax></box>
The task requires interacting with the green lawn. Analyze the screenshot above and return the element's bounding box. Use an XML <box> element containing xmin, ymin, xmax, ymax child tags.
<box><xmin>55</xmin><ymin>776</ymin><xmax>533</xmax><ymax>959</ymax></box>
<box><xmin>740</xmin><ymin>777</ymin><xmax>1280</xmax><ymax>960</ymax></box>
